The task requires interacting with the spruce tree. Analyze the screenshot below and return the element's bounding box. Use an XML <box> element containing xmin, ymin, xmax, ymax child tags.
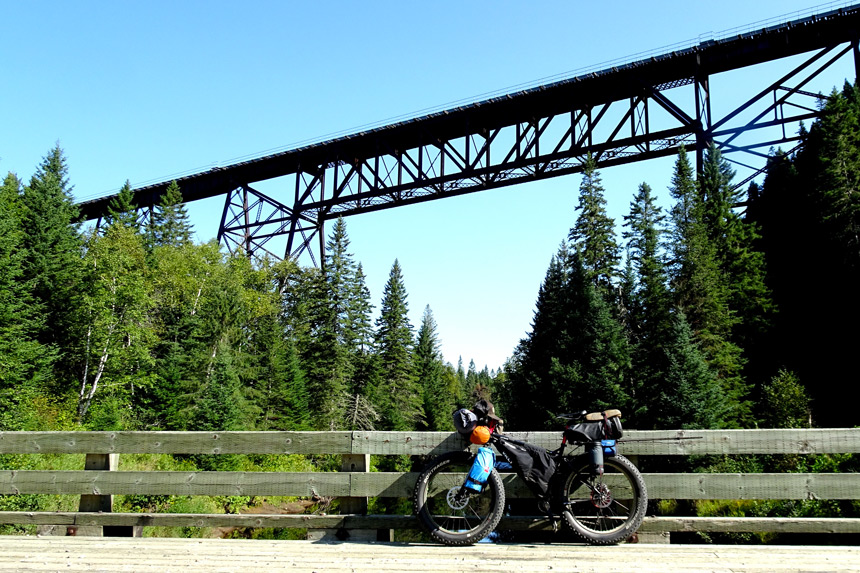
<box><xmin>20</xmin><ymin>144</ymin><xmax>83</xmax><ymax>386</ymax></box>
<box><xmin>569</xmin><ymin>154</ymin><xmax>621</xmax><ymax>292</ymax></box>
<box><xmin>699</xmin><ymin>144</ymin><xmax>774</xmax><ymax>366</ymax></box>
<box><xmin>104</xmin><ymin>180</ymin><xmax>139</xmax><ymax>231</ymax></box>
<box><xmin>621</xmin><ymin>182</ymin><xmax>672</xmax><ymax>427</ymax></box>
<box><xmin>257</xmin><ymin>317</ymin><xmax>310</xmax><ymax>431</ymax></box>
<box><xmin>502</xmin><ymin>245</ymin><xmax>630</xmax><ymax>429</ymax></box>
<box><xmin>0</xmin><ymin>173</ymin><xmax>52</xmax><ymax>429</ymax></box>
<box><xmin>190</xmin><ymin>342</ymin><xmax>245</xmax><ymax>470</ymax></box>
<box><xmin>373</xmin><ymin>259</ymin><xmax>423</xmax><ymax>430</ymax></box>
<box><xmin>751</xmin><ymin>82</ymin><xmax>860</xmax><ymax>425</ymax></box>
<box><xmin>415</xmin><ymin>305</ymin><xmax>451</xmax><ymax>430</ymax></box>
<box><xmin>149</xmin><ymin>180</ymin><xmax>192</xmax><ymax>248</ymax></box>
<box><xmin>668</xmin><ymin>147</ymin><xmax>748</xmax><ymax>426</ymax></box>
<box><xmin>661</xmin><ymin>311</ymin><xmax>725</xmax><ymax>429</ymax></box>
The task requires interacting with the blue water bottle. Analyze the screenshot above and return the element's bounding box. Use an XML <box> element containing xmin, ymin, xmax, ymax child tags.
<box><xmin>464</xmin><ymin>447</ymin><xmax>496</xmax><ymax>492</ymax></box>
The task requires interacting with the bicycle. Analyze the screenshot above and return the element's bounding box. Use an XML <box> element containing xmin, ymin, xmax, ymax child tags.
<box><xmin>412</xmin><ymin>404</ymin><xmax>647</xmax><ymax>546</ymax></box>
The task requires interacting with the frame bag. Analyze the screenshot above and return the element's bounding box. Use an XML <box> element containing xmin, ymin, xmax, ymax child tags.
<box><xmin>494</xmin><ymin>437</ymin><xmax>557</xmax><ymax>500</ymax></box>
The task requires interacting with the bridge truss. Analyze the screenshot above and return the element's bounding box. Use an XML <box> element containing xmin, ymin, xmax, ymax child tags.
<box><xmin>79</xmin><ymin>5</ymin><xmax>860</xmax><ymax>265</ymax></box>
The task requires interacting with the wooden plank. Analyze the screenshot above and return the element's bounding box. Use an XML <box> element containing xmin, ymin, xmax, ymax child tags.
<box><xmin>620</xmin><ymin>428</ymin><xmax>860</xmax><ymax>455</ymax></box>
<box><xmin>0</xmin><ymin>431</ymin><xmax>353</xmax><ymax>455</ymax></box>
<box><xmin>3</xmin><ymin>511</ymin><xmax>860</xmax><ymax>535</ymax></box>
<box><xmin>75</xmin><ymin>453</ymin><xmax>117</xmax><ymax>537</ymax></box>
<box><xmin>0</xmin><ymin>511</ymin><xmax>416</xmax><ymax>529</ymax></box>
<box><xmin>2</xmin><ymin>536</ymin><xmax>860</xmax><ymax>573</ymax></box>
<box><xmin>2</xmin><ymin>428</ymin><xmax>859</xmax><ymax>456</ymax></box>
<box><xmin>3</xmin><ymin>470</ymin><xmax>860</xmax><ymax>499</ymax></box>
<box><xmin>643</xmin><ymin>472</ymin><xmax>860</xmax><ymax>500</ymax></box>
<box><xmin>639</xmin><ymin>516</ymin><xmax>860</xmax><ymax>534</ymax></box>
<box><xmin>0</xmin><ymin>471</ymin><xmax>352</xmax><ymax>497</ymax></box>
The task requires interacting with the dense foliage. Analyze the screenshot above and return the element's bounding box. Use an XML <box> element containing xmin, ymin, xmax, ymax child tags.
<box><xmin>503</xmin><ymin>80</ymin><xmax>860</xmax><ymax>431</ymax></box>
<box><xmin>3</xmin><ymin>85</ymin><xmax>860</xmax><ymax>432</ymax></box>
<box><xmin>0</xmin><ymin>152</ymin><xmax>491</xmax><ymax>434</ymax></box>
<box><xmin>2</xmin><ymin>83</ymin><xmax>859</xmax><ymax>539</ymax></box>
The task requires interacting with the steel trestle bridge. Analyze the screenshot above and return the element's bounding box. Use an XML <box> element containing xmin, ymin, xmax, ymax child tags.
<box><xmin>79</xmin><ymin>4</ymin><xmax>860</xmax><ymax>264</ymax></box>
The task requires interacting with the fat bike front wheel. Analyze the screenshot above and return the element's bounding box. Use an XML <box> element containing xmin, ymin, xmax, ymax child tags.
<box><xmin>413</xmin><ymin>450</ymin><xmax>505</xmax><ymax>546</ymax></box>
<box><xmin>559</xmin><ymin>453</ymin><xmax>647</xmax><ymax>545</ymax></box>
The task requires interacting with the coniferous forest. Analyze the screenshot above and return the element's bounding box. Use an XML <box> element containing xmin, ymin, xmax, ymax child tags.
<box><xmin>2</xmin><ymin>83</ymin><xmax>859</xmax><ymax>538</ymax></box>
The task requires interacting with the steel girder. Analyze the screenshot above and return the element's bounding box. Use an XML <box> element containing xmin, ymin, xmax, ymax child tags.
<box><xmin>74</xmin><ymin>4</ymin><xmax>860</xmax><ymax>265</ymax></box>
<box><xmin>216</xmin><ymin>42</ymin><xmax>851</xmax><ymax>264</ymax></box>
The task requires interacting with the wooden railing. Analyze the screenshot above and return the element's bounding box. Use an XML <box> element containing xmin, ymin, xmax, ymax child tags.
<box><xmin>1</xmin><ymin>429</ymin><xmax>859</xmax><ymax>541</ymax></box>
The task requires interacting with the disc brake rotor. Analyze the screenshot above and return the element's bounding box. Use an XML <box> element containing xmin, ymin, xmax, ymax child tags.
<box><xmin>446</xmin><ymin>487</ymin><xmax>469</xmax><ymax>510</ymax></box>
<box><xmin>590</xmin><ymin>483</ymin><xmax>613</xmax><ymax>509</ymax></box>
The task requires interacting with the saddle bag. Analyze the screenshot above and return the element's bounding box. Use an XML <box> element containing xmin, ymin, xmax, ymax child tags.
<box><xmin>563</xmin><ymin>409</ymin><xmax>623</xmax><ymax>443</ymax></box>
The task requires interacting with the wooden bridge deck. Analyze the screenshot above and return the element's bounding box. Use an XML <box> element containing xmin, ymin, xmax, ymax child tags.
<box><xmin>0</xmin><ymin>537</ymin><xmax>857</xmax><ymax>573</ymax></box>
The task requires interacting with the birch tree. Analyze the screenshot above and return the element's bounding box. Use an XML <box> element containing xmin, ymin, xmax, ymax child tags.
<box><xmin>77</xmin><ymin>224</ymin><xmax>153</xmax><ymax>421</ymax></box>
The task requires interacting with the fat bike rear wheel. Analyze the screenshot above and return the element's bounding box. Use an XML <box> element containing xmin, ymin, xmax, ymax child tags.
<box><xmin>413</xmin><ymin>451</ymin><xmax>505</xmax><ymax>546</ymax></box>
<box><xmin>559</xmin><ymin>453</ymin><xmax>647</xmax><ymax>545</ymax></box>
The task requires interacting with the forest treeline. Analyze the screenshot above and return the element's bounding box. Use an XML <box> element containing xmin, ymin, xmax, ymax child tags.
<box><xmin>2</xmin><ymin>83</ymin><xmax>860</xmax><ymax>442</ymax></box>
<box><xmin>0</xmin><ymin>152</ymin><xmax>494</xmax><ymax>437</ymax></box>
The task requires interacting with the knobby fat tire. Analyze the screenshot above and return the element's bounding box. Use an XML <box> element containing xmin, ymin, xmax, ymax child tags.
<box><xmin>413</xmin><ymin>450</ymin><xmax>506</xmax><ymax>546</ymax></box>
<box><xmin>558</xmin><ymin>453</ymin><xmax>647</xmax><ymax>545</ymax></box>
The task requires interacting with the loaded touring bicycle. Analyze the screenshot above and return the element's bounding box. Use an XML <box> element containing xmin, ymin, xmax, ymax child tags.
<box><xmin>412</xmin><ymin>400</ymin><xmax>647</xmax><ymax>546</ymax></box>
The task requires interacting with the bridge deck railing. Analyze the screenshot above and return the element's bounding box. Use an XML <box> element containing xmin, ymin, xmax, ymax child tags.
<box><xmin>1</xmin><ymin>429</ymin><xmax>859</xmax><ymax>540</ymax></box>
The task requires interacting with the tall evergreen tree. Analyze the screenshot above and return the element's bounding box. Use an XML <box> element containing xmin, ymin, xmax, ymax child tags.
<box><xmin>699</xmin><ymin>143</ymin><xmax>774</xmax><ymax>386</ymax></box>
<box><xmin>104</xmin><ymin>180</ymin><xmax>139</xmax><ymax>231</ymax></box>
<box><xmin>750</xmin><ymin>82</ymin><xmax>860</xmax><ymax>425</ymax></box>
<box><xmin>373</xmin><ymin>259</ymin><xmax>423</xmax><ymax>430</ymax></box>
<box><xmin>297</xmin><ymin>219</ymin><xmax>368</xmax><ymax>429</ymax></box>
<box><xmin>149</xmin><ymin>180</ymin><xmax>192</xmax><ymax>248</ymax></box>
<box><xmin>621</xmin><ymin>182</ymin><xmax>672</xmax><ymax>427</ymax></box>
<box><xmin>502</xmin><ymin>245</ymin><xmax>630</xmax><ymax>429</ymax></box>
<box><xmin>569</xmin><ymin>154</ymin><xmax>621</xmax><ymax>292</ymax></box>
<box><xmin>256</xmin><ymin>316</ymin><xmax>310</xmax><ymax>431</ymax></box>
<box><xmin>0</xmin><ymin>173</ymin><xmax>52</xmax><ymax>429</ymax></box>
<box><xmin>415</xmin><ymin>305</ymin><xmax>451</xmax><ymax>430</ymax></box>
<box><xmin>20</xmin><ymin>144</ymin><xmax>83</xmax><ymax>386</ymax></box>
<box><xmin>668</xmin><ymin>147</ymin><xmax>749</xmax><ymax>426</ymax></box>
<box><xmin>661</xmin><ymin>311</ymin><xmax>726</xmax><ymax>429</ymax></box>
<box><xmin>190</xmin><ymin>342</ymin><xmax>245</xmax><ymax>470</ymax></box>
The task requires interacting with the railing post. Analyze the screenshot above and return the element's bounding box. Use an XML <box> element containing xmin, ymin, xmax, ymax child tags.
<box><xmin>68</xmin><ymin>453</ymin><xmax>140</xmax><ymax>537</ymax></box>
<box><xmin>307</xmin><ymin>453</ymin><xmax>392</xmax><ymax>541</ymax></box>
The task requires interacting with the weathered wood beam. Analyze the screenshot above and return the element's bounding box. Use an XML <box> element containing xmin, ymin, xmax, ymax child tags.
<box><xmin>4</xmin><ymin>512</ymin><xmax>860</xmax><ymax>535</ymax></box>
<box><xmin>3</xmin><ymin>471</ymin><xmax>860</xmax><ymax>500</ymax></box>
<box><xmin>2</xmin><ymin>429</ymin><xmax>858</xmax><ymax>456</ymax></box>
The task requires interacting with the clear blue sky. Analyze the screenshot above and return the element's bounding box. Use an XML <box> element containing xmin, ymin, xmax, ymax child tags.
<box><xmin>2</xmin><ymin>1</ymin><xmax>856</xmax><ymax>371</ymax></box>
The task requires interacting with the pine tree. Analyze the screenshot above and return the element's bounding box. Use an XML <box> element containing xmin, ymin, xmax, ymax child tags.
<box><xmin>296</xmin><ymin>219</ymin><xmax>377</xmax><ymax>429</ymax></box>
<box><xmin>415</xmin><ymin>305</ymin><xmax>451</xmax><ymax>430</ymax></box>
<box><xmin>325</xmin><ymin>218</ymin><xmax>358</xmax><ymax>346</ymax></box>
<box><xmin>373</xmin><ymin>259</ymin><xmax>423</xmax><ymax>430</ymax></box>
<box><xmin>621</xmin><ymin>182</ymin><xmax>672</xmax><ymax>427</ymax></box>
<box><xmin>661</xmin><ymin>311</ymin><xmax>725</xmax><ymax>429</ymax></box>
<box><xmin>569</xmin><ymin>154</ymin><xmax>621</xmax><ymax>292</ymax></box>
<box><xmin>502</xmin><ymin>246</ymin><xmax>630</xmax><ymax>429</ymax></box>
<box><xmin>104</xmin><ymin>180</ymin><xmax>139</xmax><ymax>231</ymax></box>
<box><xmin>20</xmin><ymin>144</ymin><xmax>83</xmax><ymax>386</ymax></box>
<box><xmin>258</xmin><ymin>318</ymin><xmax>310</xmax><ymax>431</ymax></box>
<box><xmin>668</xmin><ymin>147</ymin><xmax>748</xmax><ymax>426</ymax></box>
<box><xmin>699</xmin><ymin>143</ymin><xmax>774</xmax><ymax>359</ymax></box>
<box><xmin>149</xmin><ymin>180</ymin><xmax>192</xmax><ymax>248</ymax></box>
<box><xmin>750</xmin><ymin>82</ymin><xmax>860</xmax><ymax>425</ymax></box>
<box><xmin>0</xmin><ymin>173</ymin><xmax>52</xmax><ymax>429</ymax></box>
<box><xmin>190</xmin><ymin>342</ymin><xmax>245</xmax><ymax>470</ymax></box>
